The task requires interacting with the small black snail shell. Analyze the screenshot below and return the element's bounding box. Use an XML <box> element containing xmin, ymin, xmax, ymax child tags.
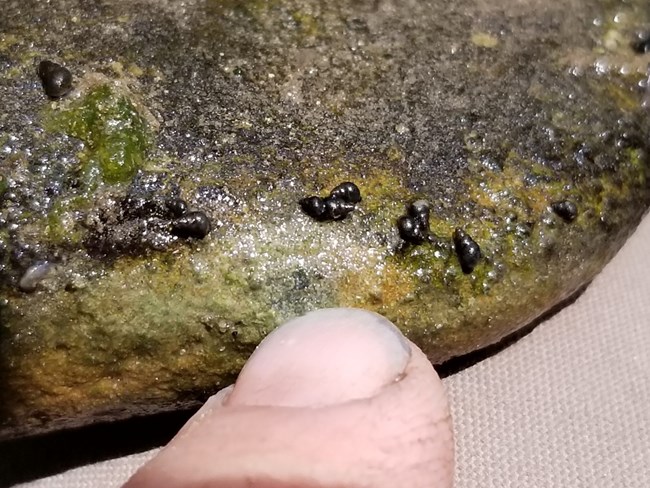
<box><xmin>37</xmin><ymin>60</ymin><xmax>73</xmax><ymax>98</ymax></box>
<box><xmin>329</xmin><ymin>182</ymin><xmax>362</xmax><ymax>204</ymax></box>
<box><xmin>324</xmin><ymin>196</ymin><xmax>356</xmax><ymax>220</ymax></box>
<box><xmin>453</xmin><ymin>228</ymin><xmax>481</xmax><ymax>274</ymax></box>
<box><xmin>166</xmin><ymin>198</ymin><xmax>189</xmax><ymax>218</ymax></box>
<box><xmin>631</xmin><ymin>31</ymin><xmax>650</xmax><ymax>54</ymax></box>
<box><xmin>407</xmin><ymin>200</ymin><xmax>430</xmax><ymax>231</ymax></box>
<box><xmin>299</xmin><ymin>196</ymin><xmax>328</xmax><ymax>220</ymax></box>
<box><xmin>397</xmin><ymin>215</ymin><xmax>427</xmax><ymax>245</ymax></box>
<box><xmin>551</xmin><ymin>200</ymin><xmax>578</xmax><ymax>223</ymax></box>
<box><xmin>171</xmin><ymin>211</ymin><xmax>212</xmax><ymax>239</ymax></box>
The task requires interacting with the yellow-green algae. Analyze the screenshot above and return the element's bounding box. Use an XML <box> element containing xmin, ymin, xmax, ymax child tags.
<box><xmin>471</xmin><ymin>32</ymin><xmax>500</xmax><ymax>49</ymax></box>
<box><xmin>340</xmin><ymin>149</ymin><xmax>649</xmax><ymax>354</ymax></box>
<box><xmin>2</xmin><ymin>145</ymin><xmax>647</xmax><ymax>435</ymax></box>
<box><xmin>44</xmin><ymin>84</ymin><xmax>150</xmax><ymax>186</ymax></box>
<box><xmin>45</xmin><ymin>198</ymin><xmax>85</xmax><ymax>247</ymax></box>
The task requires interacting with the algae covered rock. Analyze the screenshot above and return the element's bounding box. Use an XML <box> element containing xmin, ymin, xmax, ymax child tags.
<box><xmin>1</xmin><ymin>0</ymin><xmax>649</xmax><ymax>439</ymax></box>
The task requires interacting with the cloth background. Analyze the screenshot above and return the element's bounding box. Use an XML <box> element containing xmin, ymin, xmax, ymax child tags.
<box><xmin>7</xmin><ymin>214</ymin><xmax>650</xmax><ymax>488</ymax></box>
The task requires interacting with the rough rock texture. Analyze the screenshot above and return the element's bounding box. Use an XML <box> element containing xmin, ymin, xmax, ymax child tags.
<box><xmin>1</xmin><ymin>0</ymin><xmax>649</xmax><ymax>439</ymax></box>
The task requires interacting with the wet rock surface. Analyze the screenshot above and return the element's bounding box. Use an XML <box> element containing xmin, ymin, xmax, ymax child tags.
<box><xmin>1</xmin><ymin>0</ymin><xmax>649</xmax><ymax>438</ymax></box>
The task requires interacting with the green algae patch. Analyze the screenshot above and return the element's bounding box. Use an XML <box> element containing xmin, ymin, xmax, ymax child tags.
<box><xmin>291</xmin><ymin>9</ymin><xmax>322</xmax><ymax>38</ymax></box>
<box><xmin>471</xmin><ymin>32</ymin><xmax>499</xmax><ymax>48</ymax></box>
<box><xmin>0</xmin><ymin>246</ymin><xmax>280</xmax><ymax>431</ymax></box>
<box><xmin>45</xmin><ymin>199</ymin><xmax>85</xmax><ymax>246</ymax></box>
<box><xmin>0</xmin><ymin>33</ymin><xmax>19</xmax><ymax>51</ymax></box>
<box><xmin>44</xmin><ymin>84</ymin><xmax>150</xmax><ymax>186</ymax></box>
<box><xmin>357</xmin><ymin>169</ymin><xmax>411</xmax><ymax>215</ymax></box>
<box><xmin>206</xmin><ymin>0</ymin><xmax>276</xmax><ymax>18</ymax></box>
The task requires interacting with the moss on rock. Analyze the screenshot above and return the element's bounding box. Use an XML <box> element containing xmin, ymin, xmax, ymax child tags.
<box><xmin>44</xmin><ymin>84</ymin><xmax>150</xmax><ymax>186</ymax></box>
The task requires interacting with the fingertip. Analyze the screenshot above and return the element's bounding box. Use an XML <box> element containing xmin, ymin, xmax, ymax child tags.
<box><xmin>124</xmin><ymin>309</ymin><xmax>454</xmax><ymax>488</ymax></box>
<box><xmin>226</xmin><ymin>308</ymin><xmax>412</xmax><ymax>408</ymax></box>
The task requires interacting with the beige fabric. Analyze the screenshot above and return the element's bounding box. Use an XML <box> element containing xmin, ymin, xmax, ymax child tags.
<box><xmin>14</xmin><ymin>215</ymin><xmax>650</xmax><ymax>488</ymax></box>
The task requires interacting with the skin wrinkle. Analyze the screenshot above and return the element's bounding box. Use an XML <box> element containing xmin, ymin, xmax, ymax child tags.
<box><xmin>124</xmin><ymin>340</ymin><xmax>454</xmax><ymax>488</ymax></box>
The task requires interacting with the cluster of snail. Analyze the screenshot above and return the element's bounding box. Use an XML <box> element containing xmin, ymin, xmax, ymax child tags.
<box><xmin>299</xmin><ymin>182</ymin><xmax>362</xmax><ymax>221</ymax></box>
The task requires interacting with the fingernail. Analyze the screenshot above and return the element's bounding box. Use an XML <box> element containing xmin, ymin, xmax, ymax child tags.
<box><xmin>225</xmin><ymin>307</ymin><xmax>412</xmax><ymax>408</ymax></box>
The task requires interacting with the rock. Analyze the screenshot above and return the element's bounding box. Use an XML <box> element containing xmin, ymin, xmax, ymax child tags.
<box><xmin>0</xmin><ymin>0</ymin><xmax>649</xmax><ymax>439</ymax></box>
